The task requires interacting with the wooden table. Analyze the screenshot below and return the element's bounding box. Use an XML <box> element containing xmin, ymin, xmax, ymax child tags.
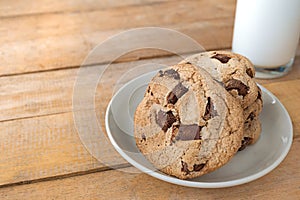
<box><xmin>1</xmin><ymin>0</ymin><xmax>299</xmax><ymax>199</ymax></box>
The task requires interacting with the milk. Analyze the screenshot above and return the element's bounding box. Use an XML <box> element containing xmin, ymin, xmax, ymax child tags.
<box><xmin>232</xmin><ymin>0</ymin><xmax>300</xmax><ymax>68</ymax></box>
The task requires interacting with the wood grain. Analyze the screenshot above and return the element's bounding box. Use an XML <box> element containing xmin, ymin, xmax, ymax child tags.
<box><xmin>0</xmin><ymin>0</ymin><xmax>236</xmax><ymax>76</ymax></box>
<box><xmin>1</xmin><ymin>53</ymin><xmax>299</xmax><ymax>122</ymax></box>
<box><xmin>0</xmin><ymin>111</ymin><xmax>128</xmax><ymax>186</ymax></box>
<box><xmin>262</xmin><ymin>79</ymin><xmax>300</xmax><ymax>136</ymax></box>
<box><xmin>0</xmin><ymin>0</ymin><xmax>173</xmax><ymax>18</ymax></box>
<box><xmin>0</xmin><ymin>76</ymin><xmax>299</xmax><ymax>187</ymax></box>
<box><xmin>0</xmin><ymin>138</ymin><xmax>299</xmax><ymax>199</ymax></box>
<box><xmin>0</xmin><ymin>55</ymin><xmax>182</xmax><ymax>122</ymax></box>
<box><xmin>0</xmin><ymin>55</ymin><xmax>183</xmax><ymax>185</ymax></box>
<box><xmin>1</xmin><ymin>0</ymin><xmax>300</xmax><ymax>198</ymax></box>
<box><xmin>0</xmin><ymin>39</ymin><xmax>299</xmax><ymax>188</ymax></box>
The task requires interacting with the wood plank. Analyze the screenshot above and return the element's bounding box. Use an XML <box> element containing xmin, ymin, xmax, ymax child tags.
<box><xmin>1</xmin><ymin>0</ymin><xmax>299</xmax><ymax>77</ymax></box>
<box><xmin>1</xmin><ymin>0</ymin><xmax>299</xmax><ymax>197</ymax></box>
<box><xmin>0</xmin><ymin>0</ymin><xmax>236</xmax><ymax>76</ymax></box>
<box><xmin>0</xmin><ymin>0</ymin><xmax>173</xmax><ymax>18</ymax></box>
<box><xmin>0</xmin><ymin>55</ymin><xmax>182</xmax><ymax>122</ymax></box>
<box><xmin>0</xmin><ymin>20</ymin><xmax>234</xmax><ymax>76</ymax></box>
<box><xmin>0</xmin><ymin>55</ymin><xmax>183</xmax><ymax>185</ymax></box>
<box><xmin>0</xmin><ymin>0</ymin><xmax>235</xmax><ymax>44</ymax></box>
<box><xmin>262</xmin><ymin>79</ymin><xmax>300</xmax><ymax>135</ymax></box>
<box><xmin>0</xmin><ymin>72</ymin><xmax>299</xmax><ymax>186</ymax></box>
<box><xmin>1</xmin><ymin>54</ymin><xmax>300</xmax><ymax>122</ymax></box>
<box><xmin>0</xmin><ymin>137</ymin><xmax>299</xmax><ymax>199</ymax></box>
<box><xmin>0</xmin><ymin>111</ymin><xmax>127</xmax><ymax>186</ymax></box>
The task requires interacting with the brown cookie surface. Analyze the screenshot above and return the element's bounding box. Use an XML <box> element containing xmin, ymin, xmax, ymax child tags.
<box><xmin>181</xmin><ymin>51</ymin><xmax>258</xmax><ymax>109</ymax></box>
<box><xmin>181</xmin><ymin>51</ymin><xmax>263</xmax><ymax>149</ymax></box>
<box><xmin>134</xmin><ymin>63</ymin><xmax>244</xmax><ymax>179</ymax></box>
<box><xmin>239</xmin><ymin>118</ymin><xmax>262</xmax><ymax>151</ymax></box>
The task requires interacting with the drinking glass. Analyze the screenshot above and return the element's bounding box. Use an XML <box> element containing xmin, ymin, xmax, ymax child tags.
<box><xmin>232</xmin><ymin>0</ymin><xmax>300</xmax><ymax>79</ymax></box>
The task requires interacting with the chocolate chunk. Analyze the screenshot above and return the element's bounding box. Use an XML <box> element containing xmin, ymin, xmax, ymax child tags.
<box><xmin>181</xmin><ymin>161</ymin><xmax>190</xmax><ymax>174</ymax></box>
<box><xmin>158</xmin><ymin>69</ymin><xmax>180</xmax><ymax>80</ymax></box>
<box><xmin>167</xmin><ymin>92</ymin><xmax>177</xmax><ymax>104</ymax></box>
<box><xmin>247</xmin><ymin>112</ymin><xmax>255</xmax><ymax>121</ymax></box>
<box><xmin>211</xmin><ymin>54</ymin><xmax>231</xmax><ymax>63</ymax></box>
<box><xmin>257</xmin><ymin>89</ymin><xmax>262</xmax><ymax>101</ymax></box>
<box><xmin>225</xmin><ymin>79</ymin><xmax>249</xmax><ymax>96</ymax></box>
<box><xmin>238</xmin><ymin>137</ymin><xmax>253</xmax><ymax>151</ymax></box>
<box><xmin>158</xmin><ymin>70</ymin><xmax>163</xmax><ymax>76</ymax></box>
<box><xmin>167</xmin><ymin>83</ymin><xmax>188</xmax><ymax>104</ymax></box>
<box><xmin>203</xmin><ymin>97</ymin><xmax>217</xmax><ymax>120</ymax></box>
<box><xmin>175</xmin><ymin>124</ymin><xmax>201</xmax><ymax>141</ymax></box>
<box><xmin>193</xmin><ymin>164</ymin><xmax>205</xmax><ymax>171</ymax></box>
<box><xmin>185</xmin><ymin>61</ymin><xmax>192</xmax><ymax>65</ymax></box>
<box><xmin>141</xmin><ymin>134</ymin><xmax>146</xmax><ymax>141</ymax></box>
<box><xmin>203</xmin><ymin>97</ymin><xmax>212</xmax><ymax>120</ymax></box>
<box><xmin>246</xmin><ymin>68</ymin><xmax>254</xmax><ymax>78</ymax></box>
<box><xmin>182</xmin><ymin>162</ymin><xmax>205</xmax><ymax>174</ymax></box>
<box><xmin>147</xmin><ymin>86</ymin><xmax>154</xmax><ymax>96</ymax></box>
<box><xmin>156</xmin><ymin>110</ymin><xmax>177</xmax><ymax>132</ymax></box>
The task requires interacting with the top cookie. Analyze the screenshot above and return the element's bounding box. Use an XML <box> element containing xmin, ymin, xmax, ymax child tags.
<box><xmin>134</xmin><ymin>63</ymin><xmax>244</xmax><ymax>179</ymax></box>
<box><xmin>181</xmin><ymin>51</ymin><xmax>259</xmax><ymax>109</ymax></box>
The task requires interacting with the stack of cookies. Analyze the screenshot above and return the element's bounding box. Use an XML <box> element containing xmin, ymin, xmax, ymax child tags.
<box><xmin>134</xmin><ymin>51</ymin><xmax>263</xmax><ymax>179</ymax></box>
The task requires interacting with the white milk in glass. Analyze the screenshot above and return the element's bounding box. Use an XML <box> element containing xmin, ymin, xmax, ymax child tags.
<box><xmin>232</xmin><ymin>0</ymin><xmax>300</xmax><ymax>78</ymax></box>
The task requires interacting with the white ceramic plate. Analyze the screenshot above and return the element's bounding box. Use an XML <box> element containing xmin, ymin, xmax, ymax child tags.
<box><xmin>105</xmin><ymin>70</ymin><xmax>293</xmax><ymax>188</ymax></box>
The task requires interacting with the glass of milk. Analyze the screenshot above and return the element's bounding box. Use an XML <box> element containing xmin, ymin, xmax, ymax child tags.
<box><xmin>232</xmin><ymin>0</ymin><xmax>300</xmax><ymax>79</ymax></box>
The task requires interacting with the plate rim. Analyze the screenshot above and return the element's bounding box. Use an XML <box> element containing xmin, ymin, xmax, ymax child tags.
<box><xmin>105</xmin><ymin>72</ymin><xmax>293</xmax><ymax>188</ymax></box>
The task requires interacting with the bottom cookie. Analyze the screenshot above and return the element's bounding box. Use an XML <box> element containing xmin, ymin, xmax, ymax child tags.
<box><xmin>239</xmin><ymin>118</ymin><xmax>262</xmax><ymax>151</ymax></box>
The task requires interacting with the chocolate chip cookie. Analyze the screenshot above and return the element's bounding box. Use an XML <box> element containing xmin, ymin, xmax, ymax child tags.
<box><xmin>239</xmin><ymin>118</ymin><xmax>262</xmax><ymax>151</ymax></box>
<box><xmin>181</xmin><ymin>51</ymin><xmax>259</xmax><ymax>109</ymax></box>
<box><xmin>134</xmin><ymin>63</ymin><xmax>244</xmax><ymax>179</ymax></box>
<box><xmin>240</xmin><ymin>87</ymin><xmax>263</xmax><ymax>150</ymax></box>
<box><xmin>181</xmin><ymin>51</ymin><xmax>263</xmax><ymax>149</ymax></box>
